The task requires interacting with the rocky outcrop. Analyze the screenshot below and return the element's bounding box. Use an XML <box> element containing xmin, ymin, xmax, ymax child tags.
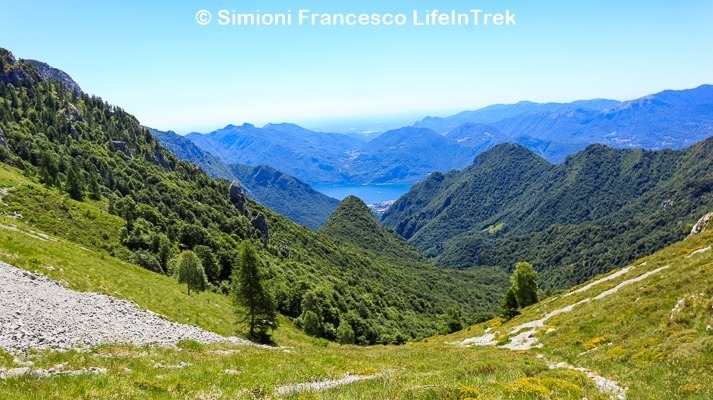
<box><xmin>58</xmin><ymin>103</ymin><xmax>82</xmax><ymax>123</ymax></box>
<box><xmin>110</xmin><ymin>141</ymin><xmax>133</xmax><ymax>159</ymax></box>
<box><xmin>229</xmin><ymin>181</ymin><xmax>247</xmax><ymax>214</ymax></box>
<box><xmin>1</xmin><ymin>49</ymin><xmax>81</xmax><ymax>93</ymax></box>
<box><xmin>0</xmin><ymin>49</ymin><xmax>35</xmax><ymax>87</ymax></box>
<box><xmin>0</xmin><ymin>127</ymin><xmax>7</xmax><ymax>149</ymax></box>
<box><xmin>151</xmin><ymin>147</ymin><xmax>170</xmax><ymax>169</ymax></box>
<box><xmin>278</xmin><ymin>241</ymin><xmax>290</xmax><ymax>258</ymax></box>
<box><xmin>690</xmin><ymin>212</ymin><xmax>712</xmax><ymax>236</ymax></box>
<box><xmin>251</xmin><ymin>212</ymin><xmax>269</xmax><ymax>244</ymax></box>
<box><xmin>24</xmin><ymin>59</ymin><xmax>83</xmax><ymax>95</ymax></box>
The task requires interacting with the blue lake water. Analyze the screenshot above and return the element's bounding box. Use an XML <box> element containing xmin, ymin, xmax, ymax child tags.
<box><xmin>313</xmin><ymin>183</ymin><xmax>413</xmax><ymax>204</ymax></box>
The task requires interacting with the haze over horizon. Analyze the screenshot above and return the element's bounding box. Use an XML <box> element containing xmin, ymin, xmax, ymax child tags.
<box><xmin>3</xmin><ymin>0</ymin><xmax>713</xmax><ymax>134</ymax></box>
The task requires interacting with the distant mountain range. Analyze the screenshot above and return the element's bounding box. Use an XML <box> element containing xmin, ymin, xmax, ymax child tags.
<box><xmin>414</xmin><ymin>99</ymin><xmax>622</xmax><ymax>133</ymax></box>
<box><xmin>382</xmin><ymin>139</ymin><xmax>713</xmax><ymax>290</ymax></box>
<box><xmin>150</xmin><ymin>128</ymin><xmax>338</xmax><ymax>229</ymax></box>
<box><xmin>186</xmin><ymin>123</ymin><xmax>362</xmax><ymax>184</ymax></box>
<box><xmin>184</xmin><ymin>85</ymin><xmax>713</xmax><ymax>184</ymax></box>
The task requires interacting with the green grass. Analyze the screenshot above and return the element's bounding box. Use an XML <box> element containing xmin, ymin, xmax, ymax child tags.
<box><xmin>447</xmin><ymin>225</ymin><xmax>713</xmax><ymax>399</ymax></box>
<box><xmin>1</xmin><ymin>162</ymin><xmax>711</xmax><ymax>399</ymax></box>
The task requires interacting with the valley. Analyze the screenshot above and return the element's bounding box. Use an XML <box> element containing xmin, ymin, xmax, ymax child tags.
<box><xmin>0</xmin><ymin>184</ymin><xmax>710</xmax><ymax>398</ymax></box>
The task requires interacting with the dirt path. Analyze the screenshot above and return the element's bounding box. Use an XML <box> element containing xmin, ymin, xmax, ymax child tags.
<box><xmin>462</xmin><ymin>264</ymin><xmax>670</xmax><ymax>350</ymax></box>
<box><xmin>458</xmin><ymin>264</ymin><xmax>671</xmax><ymax>399</ymax></box>
<box><xmin>274</xmin><ymin>373</ymin><xmax>380</xmax><ymax>395</ymax></box>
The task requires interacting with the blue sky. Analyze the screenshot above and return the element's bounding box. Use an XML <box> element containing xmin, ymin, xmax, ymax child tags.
<box><xmin>2</xmin><ymin>1</ymin><xmax>712</xmax><ymax>133</ymax></box>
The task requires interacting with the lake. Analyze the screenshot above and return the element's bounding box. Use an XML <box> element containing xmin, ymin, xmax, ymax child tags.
<box><xmin>313</xmin><ymin>183</ymin><xmax>413</xmax><ymax>204</ymax></box>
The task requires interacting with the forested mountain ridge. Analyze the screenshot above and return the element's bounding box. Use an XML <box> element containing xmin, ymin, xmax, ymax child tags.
<box><xmin>382</xmin><ymin>140</ymin><xmax>713</xmax><ymax>289</ymax></box>
<box><xmin>320</xmin><ymin>195</ymin><xmax>428</xmax><ymax>263</ymax></box>
<box><xmin>0</xmin><ymin>47</ymin><xmax>505</xmax><ymax>344</ymax></box>
<box><xmin>229</xmin><ymin>163</ymin><xmax>339</xmax><ymax>229</ymax></box>
<box><xmin>148</xmin><ymin>127</ymin><xmax>237</xmax><ymax>181</ymax></box>
<box><xmin>150</xmin><ymin>128</ymin><xmax>338</xmax><ymax>229</ymax></box>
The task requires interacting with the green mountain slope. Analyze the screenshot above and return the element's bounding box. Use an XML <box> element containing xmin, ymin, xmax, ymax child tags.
<box><xmin>446</xmin><ymin>218</ymin><xmax>713</xmax><ymax>399</ymax></box>
<box><xmin>230</xmin><ymin>164</ymin><xmax>339</xmax><ymax>230</ymax></box>
<box><xmin>0</xmin><ymin>47</ymin><xmax>502</xmax><ymax>344</ymax></box>
<box><xmin>320</xmin><ymin>195</ymin><xmax>426</xmax><ymax>262</ymax></box>
<box><xmin>148</xmin><ymin>127</ymin><xmax>237</xmax><ymax>181</ymax></box>
<box><xmin>383</xmin><ymin>141</ymin><xmax>713</xmax><ymax>289</ymax></box>
<box><xmin>150</xmin><ymin>128</ymin><xmax>339</xmax><ymax>229</ymax></box>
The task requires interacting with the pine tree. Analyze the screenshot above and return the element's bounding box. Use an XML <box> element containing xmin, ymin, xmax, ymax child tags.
<box><xmin>231</xmin><ymin>241</ymin><xmax>277</xmax><ymax>343</ymax></box>
<box><xmin>177</xmin><ymin>250</ymin><xmax>207</xmax><ymax>295</ymax></box>
<box><xmin>501</xmin><ymin>287</ymin><xmax>520</xmax><ymax>320</ymax></box>
<box><xmin>511</xmin><ymin>262</ymin><xmax>538</xmax><ymax>308</ymax></box>
<box><xmin>65</xmin><ymin>160</ymin><xmax>84</xmax><ymax>200</ymax></box>
<box><xmin>122</xmin><ymin>196</ymin><xmax>137</xmax><ymax>232</ymax></box>
<box><xmin>88</xmin><ymin>169</ymin><xmax>102</xmax><ymax>200</ymax></box>
<box><xmin>39</xmin><ymin>151</ymin><xmax>57</xmax><ymax>187</ymax></box>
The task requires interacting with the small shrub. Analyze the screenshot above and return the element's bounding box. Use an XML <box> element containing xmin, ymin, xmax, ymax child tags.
<box><xmin>456</xmin><ymin>384</ymin><xmax>482</xmax><ymax>400</ymax></box>
<box><xmin>130</xmin><ymin>250</ymin><xmax>162</xmax><ymax>273</ymax></box>
<box><xmin>504</xmin><ymin>377</ymin><xmax>551</xmax><ymax>398</ymax></box>
<box><xmin>679</xmin><ymin>383</ymin><xmax>703</xmax><ymax>393</ymax></box>
<box><xmin>582</xmin><ymin>336</ymin><xmax>608</xmax><ymax>350</ymax></box>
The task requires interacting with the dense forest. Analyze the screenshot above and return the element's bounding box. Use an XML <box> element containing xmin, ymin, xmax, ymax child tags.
<box><xmin>0</xmin><ymin>48</ymin><xmax>506</xmax><ymax>344</ymax></box>
<box><xmin>383</xmin><ymin>142</ymin><xmax>713</xmax><ymax>289</ymax></box>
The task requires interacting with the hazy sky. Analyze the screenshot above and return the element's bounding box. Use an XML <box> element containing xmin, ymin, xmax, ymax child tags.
<box><xmin>2</xmin><ymin>1</ymin><xmax>712</xmax><ymax>133</ymax></box>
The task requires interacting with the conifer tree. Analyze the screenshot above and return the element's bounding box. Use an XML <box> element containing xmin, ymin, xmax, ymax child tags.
<box><xmin>65</xmin><ymin>160</ymin><xmax>84</xmax><ymax>200</ymax></box>
<box><xmin>157</xmin><ymin>235</ymin><xmax>174</xmax><ymax>272</ymax></box>
<box><xmin>231</xmin><ymin>241</ymin><xmax>277</xmax><ymax>343</ymax></box>
<box><xmin>501</xmin><ymin>287</ymin><xmax>520</xmax><ymax>320</ymax></box>
<box><xmin>122</xmin><ymin>196</ymin><xmax>136</xmax><ymax>232</ymax></box>
<box><xmin>194</xmin><ymin>245</ymin><xmax>220</xmax><ymax>283</ymax></box>
<box><xmin>88</xmin><ymin>168</ymin><xmax>102</xmax><ymax>200</ymax></box>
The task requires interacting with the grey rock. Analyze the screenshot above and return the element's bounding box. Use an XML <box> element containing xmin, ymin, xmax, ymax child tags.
<box><xmin>5</xmin><ymin>367</ymin><xmax>29</xmax><ymax>378</ymax></box>
<box><xmin>58</xmin><ymin>103</ymin><xmax>82</xmax><ymax>123</ymax></box>
<box><xmin>229</xmin><ymin>181</ymin><xmax>247</xmax><ymax>214</ymax></box>
<box><xmin>251</xmin><ymin>212</ymin><xmax>269</xmax><ymax>244</ymax></box>
<box><xmin>110</xmin><ymin>141</ymin><xmax>133</xmax><ymax>159</ymax></box>
<box><xmin>690</xmin><ymin>212</ymin><xmax>712</xmax><ymax>236</ymax></box>
<box><xmin>24</xmin><ymin>59</ymin><xmax>83</xmax><ymax>95</ymax></box>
